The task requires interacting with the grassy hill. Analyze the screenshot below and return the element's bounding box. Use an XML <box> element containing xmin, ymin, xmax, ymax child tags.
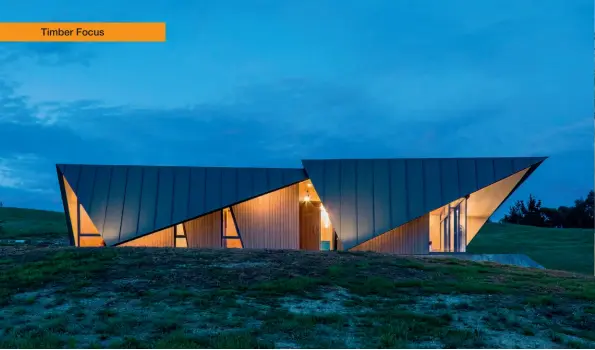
<box><xmin>468</xmin><ymin>222</ymin><xmax>594</xmax><ymax>275</ymax></box>
<box><xmin>0</xmin><ymin>207</ymin><xmax>594</xmax><ymax>348</ymax></box>
<box><xmin>0</xmin><ymin>207</ymin><xmax>67</xmax><ymax>241</ymax></box>
<box><xmin>0</xmin><ymin>246</ymin><xmax>593</xmax><ymax>348</ymax></box>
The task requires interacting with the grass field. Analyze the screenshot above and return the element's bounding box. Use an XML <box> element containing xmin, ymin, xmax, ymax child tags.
<box><xmin>0</xmin><ymin>246</ymin><xmax>594</xmax><ymax>348</ymax></box>
<box><xmin>468</xmin><ymin>222</ymin><xmax>594</xmax><ymax>275</ymax></box>
<box><xmin>0</xmin><ymin>207</ymin><xmax>594</xmax><ymax>348</ymax></box>
<box><xmin>0</xmin><ymin>207</ymin><xmax>67</xmax><ymax>241</ymax></box>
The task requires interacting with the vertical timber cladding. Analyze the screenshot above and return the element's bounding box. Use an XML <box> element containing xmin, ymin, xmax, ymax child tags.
<box><xmin>184</xmin><ymin>210</ymin><xmax>222</xmax><ymax>248</ymax></box>
<box><xmin>350</xmin><ymin>214</ymin><xmax>430</xmax><ymax>254</ymax></box>
<box><xmin>299</xmin><ymin>201</ymin><xmax>321</xmax><ymax>251</ymax></box>
<box><xmin>119</xmin><ymin>227</ymin><xmax>174</xmax><ymax>247</ymax></box>
<box><xmin>60</xmin><ymin>172</ymin><xmax>106</xmax><ymax>247</ymax></box>
<box><xmin>232</xmin><ymin>183</ymin><xmax>300</xmax><ymax>249</ymax></box>
<box><xmin>79</xmin><ymin>204</ymin><xmax>105</xmax><ymax>247</ymax></box>
<box><xmin>61</xmin><ymin>175</ymin><xmax>79</xmax><ymax>246</ymax></box>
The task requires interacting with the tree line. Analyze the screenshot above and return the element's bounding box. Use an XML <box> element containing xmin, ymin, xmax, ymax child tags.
<box><xmin>501</xmin><ymin>190</ymin><xmax>594</xmax><ymax>229</ymax></box>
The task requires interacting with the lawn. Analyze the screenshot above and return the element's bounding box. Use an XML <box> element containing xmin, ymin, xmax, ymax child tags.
<box><xmin>0</xmin><ymin>246</ymin><xmax>593</xmax><ymax>348</ymax></box>
<box><xmin>0</xmin><ymin>207</ymin><xmax>594</xmax><ymax>348</ymax></box>
<box><xmin>0</xmin><ymin>207</ymin><xmax>67</xmax><ymax>242</ymax></box>
<box><xmin>468</xmin><ymin>222</ymin><xmax>594</xmax><ymax>275</ymax></box>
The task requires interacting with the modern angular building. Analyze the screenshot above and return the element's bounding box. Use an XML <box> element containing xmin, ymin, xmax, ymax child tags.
<box><xmin>56</xmin><ymin>157</ymin><xmax>545</xmax><ymax>253</ymax></box>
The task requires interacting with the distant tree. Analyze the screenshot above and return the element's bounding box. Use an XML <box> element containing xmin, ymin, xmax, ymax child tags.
<box><xmin>501</xmin><ymin>200</ymin><xmax>525</xmax><ymax>224</ymax></box>
<box><xmin>503</xmin><ymin>191</ymin><xmax>594</xmax><ymax>229</ymax></box>
<box><xmin>564</xmin><ymin>190</ymin><xmax>594</xmax><ymax>228</ymax></box>
<box><xmin>502</xmin><ymin>194</ymin><xmax>548</xmax><ymax>227</ymax></box>
<box><xmin>541</xmin><ymin>206</ymin><xmax>567</xmax><ymax>228</ymax></box>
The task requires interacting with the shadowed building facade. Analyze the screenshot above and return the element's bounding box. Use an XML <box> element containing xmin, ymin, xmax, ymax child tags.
<box><xmin>56</xmin><ymin>157</ymin><xmax>546</xmax><ymax>253</ymax></box>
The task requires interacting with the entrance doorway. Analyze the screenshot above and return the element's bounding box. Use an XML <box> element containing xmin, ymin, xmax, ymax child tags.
<box><xmin>298</xmin><ymin>180</ymin><xmax>335</xmax><ymax>251</ymax></box>
<box><xmin>299</xmin><ymin>201</ymin><xmax>335</xmax><ymax>251</ymax></box>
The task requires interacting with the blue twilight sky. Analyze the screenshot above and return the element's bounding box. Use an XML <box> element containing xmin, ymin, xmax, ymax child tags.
<box><xmin>0</xmin><ymin>0</ymin><xmax>593</xmax><ymax>218</ymax></box>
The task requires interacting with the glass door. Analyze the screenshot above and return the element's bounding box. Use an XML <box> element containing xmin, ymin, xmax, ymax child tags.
<box><xmin>457</xmin><ymin>199</ymin><xmax>467</xmax><ymax>252</ymax></box>
<box><xmin>439</xmin><ymin>198</ymin><xmax>467</xmax><ymax>253</ymax></box>
<box><xmin>441</xmin><ymin>210</ymin><xmax>450</xmax><ymax>252</ymax></box>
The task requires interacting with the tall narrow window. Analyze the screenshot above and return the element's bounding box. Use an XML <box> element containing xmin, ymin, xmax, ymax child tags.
<box><xmin>438</xmin><ymin>198</ymin><xmax>468</xmax><ymax>253</ymax></box>
<box><xmin>175</xmin><ymin>223</ymin><xmax>188</xmax><ymax>248</ymax></box>
<box><xmin>222</xmin><ymin>208</ymin><xmax>243</xmax><ymax>248</ymax></box>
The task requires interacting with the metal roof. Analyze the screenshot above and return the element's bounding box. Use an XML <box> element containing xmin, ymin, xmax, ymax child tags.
<box><xmin>57</xmin><ymin>164</ymin><xmax>307</xmax><ymax>246</ymax></box>
<box><xmin>302</xmin><ymin>157</ymin><xmax>546</xmax><ymax>249</ymax></box>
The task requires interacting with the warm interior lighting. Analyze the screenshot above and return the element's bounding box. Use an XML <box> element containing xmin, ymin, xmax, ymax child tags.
<box><xmin>223</xmin><ymin>207</ymin><xmax>243</xmax><ymax>249</ymax></box>
<box><xmin>304</xmin><ymin>190</ymin><xmax>311</xmax><ymax>202</ymax></box>
<box><xmin>320</xmin><ymin>205</ymin><xmax>330</xmax><ymax>228</ymax></box>
<box><xmin>299</xmin><ymin>180</ymin><xmax>320</xmax><ymax>202</ymax></box>
<box><xmin>428</xmin><ymin>167</ymin><xmax>531</xmax><ymax>252</ymax></box>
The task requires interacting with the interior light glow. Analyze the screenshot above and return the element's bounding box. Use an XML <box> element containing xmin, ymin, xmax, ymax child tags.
<box><xmin>304</xmin><ymin>190</ymin><xmax>310</xmax><ymax>202</ymax></box>
<box><xmin>320</xmin><ymin>205</ymin><xmax>330</xmax><ymax>228</ymax></box>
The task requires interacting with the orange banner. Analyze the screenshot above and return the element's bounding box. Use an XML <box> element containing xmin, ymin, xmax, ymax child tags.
<box><xmin>0</xmin><ymin>22</ymin><xmax>166</xmax><ymax>42</ymax></box>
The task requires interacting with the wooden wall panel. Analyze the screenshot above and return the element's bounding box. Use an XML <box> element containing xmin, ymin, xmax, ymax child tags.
<box><xmin>299</xmin><ymin>202</ymin><xmax>320</xmax><ymax>250</ymax></box>
<box><xmin>223</xmin><ymin>208</ymin><xmax>242</xmax><ymax>248</ymax></box>
<box><xmin>224</xmin><ymin>209</ymin><xmax>239</xmax><ymax>238</ymax></box>
<box><xmin>224</xmin><ymin>238</ymin><xmax>242</xmax><ymax>248</ymax></box>
<box><xmin>119</xmin><ymin>227</ymin><xmax>174</xmax><ymax>247</ymax></box>
<box><xmin>80</xmin><ymin>204</ymin><xmax>99</xmax><ymax>235</ymax></box>
<box><xmin>184</xmin><ymin>211</ymin><xmax>222</xmax><ymax>248</ymax></box>
<box><xmin>232</xmin><ymin>184</ymin><xmax>299</xmax><ymax>250</ymax></box>
<box><xmin>80</xmin><ymin>236</ymin><xmax>106</xmax><ymax>247</ymax></box>
<box><xmin>62</xmin><ymin>176</ymin><xmax>79</xmax><ymax>246</ymax></box>
<box><xmin>429</xmin><ymin>214</ymin><xmax>441</xmax><ymax>252</ymax></box>
<box><xmin>78</xmin><ymin>204</ymin><xmax>105</xmax><ymax>247</ymax></box>
<box><xmin>349</xmin><ymin>214</ymin><xmax>429</xmax><ymax>254</ymax></box>
<box><xmin>174</xmin><ymin>224</ymin><xmax>188</xmax><ymax>248</ymax></box>
<box><xmin>63</xmin><ymin>173</ymin><xmax>108</xmax><ymax>248</ymax></box>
